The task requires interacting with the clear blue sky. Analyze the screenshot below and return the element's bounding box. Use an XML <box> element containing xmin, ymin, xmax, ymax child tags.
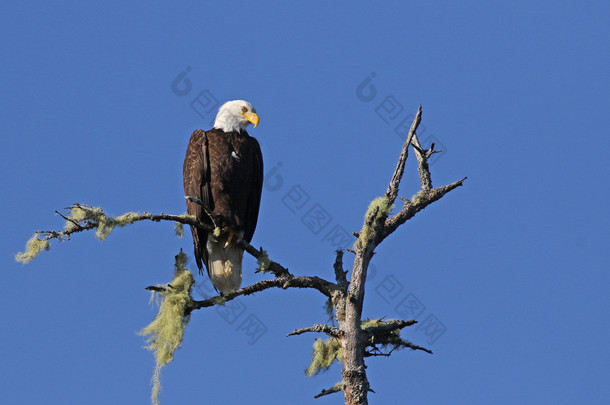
<box><xmin>2</xmin><ymin>1</ymin><xmax>609</xmax><ymax>404</ymax></box>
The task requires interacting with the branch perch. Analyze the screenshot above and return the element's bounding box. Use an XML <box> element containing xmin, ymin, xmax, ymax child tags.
<box><xmin>287</xmin><ymin>324</ymin><xmax>344</xmax><ymax>338</ymax></box>
<box><xmin>17</xmin><ymin>104</ymin><xmax>466</xmax><ymax>405</ymax></box>
<box><xmin>314</xmin><ymin>383</ymin><xmax>344</xmax><ymax>399</ymax></box>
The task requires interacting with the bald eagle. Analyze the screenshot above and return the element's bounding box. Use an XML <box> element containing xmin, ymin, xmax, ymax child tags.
<box><xmin>183</xmin><ymin>100</ymin><xmax>263</xmax><ymax>294</ymax></box>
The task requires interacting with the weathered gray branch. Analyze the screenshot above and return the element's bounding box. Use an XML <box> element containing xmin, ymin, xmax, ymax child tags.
<box><xmin>314</xmin><ymin>383</ymin><xmax>344</xmax><ymax>399</ymax></box>
<box><xmin>385</xmin><ymin>105</ymin><xmax>422</xmax><ymax>203</ymax></box>
<box><xmin>383</xmin><ymin>177</ymin><xmax>467</xmax><ymax>241</ymax></box>
<box><xmin>363</xmin><ymin>319</ymin><xmax>417</xmax><ymax>336</ymax></box>
<box><xmin>410</xmin><ymin>132</ymin><xmax>433</xmax><ymax>190</ymax></box>
<box><xmin>287</xmin><ymin>324</ymin><xmax>344</xmax><ymax>338</ymax></box>
<box><xmin>337</xmin><ymin>106</ymin><xmax>465</xmax><ymax>405</ymax></box>
<box><xmin>23</xmin><ymin>104</ymin><xmax>465</xmax><ymax>405</ymax></box>
<box><xmin>334</xmin><ymin>250</ymin><xmax>349</xmax><ymax>291</ymax></box>
<box><xmin>186</xmin><ymin>274</ymin><xmax>340</xmax><ymax>314</ymax></box>
<box><xmin>363</xmin><ymin>319</ymin><xmax>432</xmax><ymax>355</ymax></box>
<box><xmin>36</xmin><ymin>203</ymin><xmax>340</xmax><ymax>316</ymax></box>
<box><xmin>37</xmin><ymin>203</ymin><xmax>208</xmax><ymax>242</ymax></box>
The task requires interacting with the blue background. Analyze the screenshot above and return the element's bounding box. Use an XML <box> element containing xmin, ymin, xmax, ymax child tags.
<box><xmin>2</xmin><ymin>1</ymin><xmax>609</xmax><ymax>404</ymax></box>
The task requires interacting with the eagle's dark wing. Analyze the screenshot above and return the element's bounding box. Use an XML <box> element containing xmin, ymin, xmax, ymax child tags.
<box><xmin>183</xmin><ymin>129</ymin><xmax>213</xmax><ymax>274</ymax></box>
<box><xmin>243</xmin><ymin>137</ymin><xmax>263</xmax><ymax>243</ymax></box>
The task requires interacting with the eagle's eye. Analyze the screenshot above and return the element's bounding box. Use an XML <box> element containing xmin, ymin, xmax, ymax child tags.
<box><xmin>241</xmin><ymin>106</ymin><xmax>248</xmax><ymax>113</ymax></box>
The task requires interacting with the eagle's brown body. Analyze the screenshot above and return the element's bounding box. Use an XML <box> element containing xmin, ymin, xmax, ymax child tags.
<box><xmin>183</xmin><ymin>128</ymin><xmax>263</xmax><ymax>293</ymax></box>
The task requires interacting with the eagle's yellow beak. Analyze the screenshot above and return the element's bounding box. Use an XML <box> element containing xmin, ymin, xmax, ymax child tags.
<box><xmin>241</xmin><ymin>112</ymin><xmax>259</xmax><ymax>128</ymax></box>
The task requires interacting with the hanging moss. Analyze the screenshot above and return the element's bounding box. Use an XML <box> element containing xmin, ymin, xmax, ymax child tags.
<box><xmin>17</xmin><ymin>206</ymin><xmax>201</xmax><ymax>265</ymax></box>
<box><xmin>354</xmin><ymin>196</ymin><xmax>394</xmax><ymax>250</ymax></box>
<box><xmin>173</xmin><ymin>250</ymin><xmax>188</xmax><ymax>272</ymax></box>
<box><xmin>323</xmin><ymin>297</ymin><xmax>334</xmax><ymax>323</ymax></box>
<box><xmin>306</xmin><ymin>337</ymin><xmax>344</xmax><ymax>377</ymax></box>
<box><xmin>174</xmin><ymin>222</ymin><xmax>184</xmax><ymax>239</ymax></box>
<box><xmin>66</xmin><ymin>205</ymin><xmax>94</xmax><ymax>224</ymax></box>
<box><xmin>139</xmin><ymin>252</ymin><xmax>194</xmax><ymax>405</ymax></box>
<box><xmin>64</xmin><ymin>205</ymin><xmax>140</xmax><ymax>240</ymax></box>
<box><xmin>361</xmin><ymin>319</ymin><xmax>384</xmax><ymax>329</ymax></box>
<box><xmin>411</xmin><ymin>190</ymin><xmax>425</xmax><ymax>205</ymax></box>
<box><xmin>15</xmin><ymin>233</ymin><xmax>50</xmax><ymax>263</ymax></box>
<box><xmin>305</xmin><ymin>319</ymin><xmax>407</xmax><ymax>377</ymax></box>
<box><xmin>255</xmin><ymin>249</ymin><xmax>271</xmax><ymax>273</ymax></box>
<box><xmin>97</xmin><ymin>210</ymin><xmax>140</xmax><ymax>240</ymax></box>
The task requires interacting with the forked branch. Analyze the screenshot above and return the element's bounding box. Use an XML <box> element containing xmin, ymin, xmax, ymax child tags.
<box><xmin>338</xmin><ymin>106</ymin><xmax>465</xmax><ymax>405</ymax></box>
<box><xmin>17</xmin><ymin>105</ymin><xmax>465</xmax><ymax>405</ymax></box>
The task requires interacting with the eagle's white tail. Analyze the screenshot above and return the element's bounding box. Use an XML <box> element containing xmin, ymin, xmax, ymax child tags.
<box><xmin>206</xmin><ymin>233</ymin><xmax>243</xmax><ymax>294</ymax></box>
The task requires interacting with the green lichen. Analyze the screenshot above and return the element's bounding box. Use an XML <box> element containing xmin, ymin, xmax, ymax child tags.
<box><xmin>97</xmin><ymin>210</ymin><xmax>139</xmax><ymax>240</ymax></box>
<box><xmin>18</xmin><ymin>207</ymin><xmax>199</xmax><ymax>265</ymax></box>
<box><xmin>305</xmin><ymin>319</ymin><xmax>404</xmax><ymax>377</ymax></box>
<box><xmin>174</xmin><ymin>222</ymin><xmax>184</xmax><ymax>239</ymax></box>
<box><xmin>354</xmin><ymin>196</ymin><xmax>394</xmax><ymax>250</ymax></box>
<box><xmin>174</xmin><ymin>214</ymin><xmax>197</xmax><ymax>239</ymax></box>
<box><xmin>335</xmin><ymin>306</ymin><xmax>346</xmax><ymax>323</ymax></box>
<box><xmin>211</xmin><ymin>295</ymin><xmax>228</xmax><ymax>305</ymax></box>
<box><xmin>173</xmin><ymin>250</ymin><xmax>188</xmax><ymax>272</ymax></box>
<box><xmin>15</xmin><ymin>233</ymin><xmax>50</xmax><ymax>263</ymax></box>
<box><xmin>411</xmin><ymin>190</ymin><xmax>425</xmax><ymax>205</ymax></box>
<box><xmin>361</xmin><ymin>318</ymin><xmax>425</xmax><ymax>354</ymax></box>
<box><xmin>139</xmin><ymin>252</ymin><xmax>194</xmax><ymax>405</ymax></box>
<box><xmin>64</xmin><ymin>205</ymin><xmax>140</xmax><ymax>240</ymax></box>
<box><xmin>66</xmin><ymin>205</ymin><xmax>93</xmax><ymax>224</ymax></box>
<box><xmin>255</xmin><ymin>250</ymin><xmax>271</xmax><ymax>273</ymax></box>
<box><xmin>361</xmin><ymin>318</ymin><xmax>384</xmax><ymax>329</ymax></box>
<box><xmin>306</xmin><ymin>337</ymin><xmax>344</xmax><ymax>377</ymax></box>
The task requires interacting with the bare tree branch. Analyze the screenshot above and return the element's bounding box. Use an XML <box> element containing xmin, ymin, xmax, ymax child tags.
<box><xmin>338</xmin><ymin>108</ymin><xmax>425</xmax><ymax>403</ymax></box>
<box><xmin>363</xmin><ymin>319</ymin><xmax>417</xmax><ymax>336</ymax></box>
<box><xmin>410</xmin><ymin>132</ymin><xmax>433</xmax><ymax>190</ymax></box>
<box><xmin>334</xmin><ymin>250</ymin><xmax>349</xmax><ymax>291</ymax></box>
<box><xmin>395</xmin><ymin>341</ymin><xmax>433</xmax><ymax>354</ymax></box>
<box><xmin>185</xmin><ymin>195</ymin><xmax>218</xmax><ymax>228</ymax></box>
<box><xmin>20</xmin><ymin>105</ymin><xmax>465</xmax><ymax>405</ymax></box>
<box><xmin>287</xmin><ymin>324</ymin><xmax>344</xmax><ymax>338</ymax></box>
<box><xmin>385</xmin><ymin>105</ymin><xmax>422</xmax><ymax>203</ymax></box>
<box><xmin>186</xmin><ymin>273</ymin><xmax>340</xmax><ymax>314</ymax></box>
<box><xmin>31</xmin><ymin>203</ymin><xmax>341</xmax><ymax>318</ymax></box>
<box><xmin>383</xmin><ymin>177</ymin><xmax>467</xmax><ymax>241</ymax></box>
<box><xmin>36</xmin><ymin>203</ymin><xmax>208</xmax><ymax>243</ymax></box>
<box><xmin>37</xmin><ymin>203</ymin><xmax>292</xmax><ymax>279</ymax></box>
<box><xmin>314</xmin><ymin>383</ymin><xmax>344</xmax><ymax>399</ymax></box>
<box><xmin>337</xmin><ymin>106</ymin><xmax>465</xmax><ymax>405</ymax></box>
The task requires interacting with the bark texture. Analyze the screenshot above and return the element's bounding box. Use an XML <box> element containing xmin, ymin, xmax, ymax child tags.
<box><xmin>29</xmin><ymin>106</ymin><xmax>465</xmax><ymax>405</ymax></box>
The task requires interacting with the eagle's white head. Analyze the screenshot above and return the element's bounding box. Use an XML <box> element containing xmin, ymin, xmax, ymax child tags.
<box><xmin>213</xmin><ymin>100</ymin><xmax>259</xmax><ymax>133</ymax></box>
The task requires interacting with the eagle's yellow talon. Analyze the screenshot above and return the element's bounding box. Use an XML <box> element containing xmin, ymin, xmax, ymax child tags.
<box><xmin>224</xmin><ymin>229</ymin><xmax>236</xmax><ymax>248</ymax></box>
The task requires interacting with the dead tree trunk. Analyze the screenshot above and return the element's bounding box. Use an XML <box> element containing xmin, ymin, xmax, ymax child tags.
<box><xmin>18</xmin><ymin>106</ymin><xmax>465</xmax><ymax>405</ymax></box>
<box><xmin>335</xmin><ymin>106</ymin><xmax>464</xmax><ymax>404</ymax></box>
